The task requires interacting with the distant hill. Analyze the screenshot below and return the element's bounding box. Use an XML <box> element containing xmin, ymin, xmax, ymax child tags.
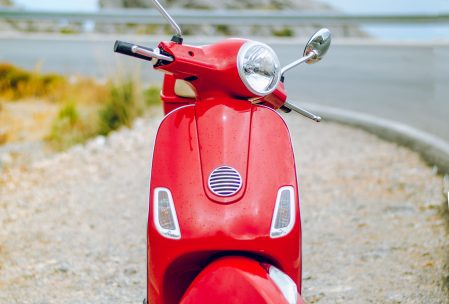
<box><xmin>98</xmin><ymin>0</ymin><xmax>367</xmax><ymax>38</ymax></box>
<box><xmin>0</xmin><ymin>0</ymin><xmax>367</xmax><ymax>38</ymax></box>
<box><xmin>99</xmin><ymin>0</ymin><xmax>333</xmax><ymax>11</ymax></box>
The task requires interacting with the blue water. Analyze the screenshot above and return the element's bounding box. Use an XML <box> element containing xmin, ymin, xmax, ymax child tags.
<box><xmin>318</xmin><ymin>0</ymin><xmax>449</xmax><ymax>40</ymax></box>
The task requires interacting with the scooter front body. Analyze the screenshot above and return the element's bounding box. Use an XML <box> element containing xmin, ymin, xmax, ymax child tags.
<box><xmin>148</xmin><ymin>97</ymin><xmax>302</xmax><ymax>303</ymax></box>
<box><xmin>113</xmin><ymin>2</ymin><xmax>332</xmax><ymax>301</ymax></box>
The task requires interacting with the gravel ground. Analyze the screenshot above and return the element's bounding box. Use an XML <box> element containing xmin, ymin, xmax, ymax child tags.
<box><xmin>0</xmin><ymin>111</ymin><xmax>448</xmax><ymax>303</ymax></box>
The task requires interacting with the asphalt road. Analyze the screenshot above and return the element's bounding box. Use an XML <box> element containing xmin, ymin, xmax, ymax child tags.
<box><xmin>1</xmin><ymin>35</ymin><xmax>448</xmax><ymax>142</ymax></box>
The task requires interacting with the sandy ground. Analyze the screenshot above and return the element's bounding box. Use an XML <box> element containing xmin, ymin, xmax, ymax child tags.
<box><xmin>0</xmin><ymin>112</ymin><xmax>448</xmax><ymax>303</ymax></box>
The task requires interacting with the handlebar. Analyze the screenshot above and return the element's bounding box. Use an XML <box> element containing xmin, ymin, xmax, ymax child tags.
<box><xmin>114</xmin><ymin>40</ymin><xmax>155</xmax><ymax>62</ymax></box>
<box><xmin>114</xmin><ymin>40</ymin><xmax>320</xmax><ymax>123</ymax></box>
<box><xmin>114</xmin><ymin>40</ymin><xmax>174</xmax><ymax>63</ymax></box>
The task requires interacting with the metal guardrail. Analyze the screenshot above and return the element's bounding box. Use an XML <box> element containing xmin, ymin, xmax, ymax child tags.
<box><xmin>1</xmin><ymin>8</ymin><xmax>449</xmax><ymax>26</ymax></box>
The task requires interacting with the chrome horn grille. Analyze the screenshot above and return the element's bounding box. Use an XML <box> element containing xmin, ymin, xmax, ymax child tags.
<box><xmin>208</xmin><ymin>166</ymin><xmax>242</xmax><ymax>197</ymax></box>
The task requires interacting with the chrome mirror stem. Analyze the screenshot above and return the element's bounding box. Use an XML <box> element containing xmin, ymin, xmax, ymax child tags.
<box><xmin>151</xmin><ymin>0</ymin><xmax>183</xmax><ymax>38</ymax></box>
<box><xmin>280</xmin><ymin>52</ymin><xmax>315</xmax><ymax>76</ymax></box>
<box><xmin>284</xmin><ymin>101</ymin><xmax>321</xmax><ymax>122</ymax></box>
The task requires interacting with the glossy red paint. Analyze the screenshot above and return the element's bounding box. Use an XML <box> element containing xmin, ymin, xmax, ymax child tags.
<box><xmin>156</xmin><ymin>39</ymin><xmax>255</xmax><ymax>100</ymax></box>
<box><xmin>148</xmin><ymin>99</ymin><xmax>301</xmax><ymax>303</ymax></box>
<box><xmin>195</xmin><ymin>99</ymin><xmax>251</xmax><ymax>204</ymax></box>
<box><xmin>261</xmin><ymin>81</ymin><xmax>288</xmax><ymax>110</ymax></box>
<box><xmin>157</xmin><ymin>39</ymin><xmax>288</xmax><ymax>115</ymax></box>
<box><xmin>180</xmin><ymin>256</ymin><xmax>303</xmax><ymax>304</ymax></box>
<box><xmin>142</xmin><ymin>38</ymin><xmax>303</xmax><ymax>303</ymax></box>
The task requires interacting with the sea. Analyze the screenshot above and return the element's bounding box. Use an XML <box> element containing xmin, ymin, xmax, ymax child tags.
<box><xmin>318</xmin><ymin>0</ymin><xmax>449</xmax><ymax>40</ymax></box>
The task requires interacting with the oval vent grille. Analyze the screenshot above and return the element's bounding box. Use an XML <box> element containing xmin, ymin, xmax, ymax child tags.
<box><xmin>208</xmin><ymin>166</ymin><xmax>242</xmax><ymax>197</ymax></box>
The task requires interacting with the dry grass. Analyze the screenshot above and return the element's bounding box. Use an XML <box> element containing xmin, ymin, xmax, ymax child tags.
<box><xmin>0</xmin><ymin>63</ymin><xmax>67</xmax><ymax>101</ymax></box>
<box><xmin>0</xmin><ymin>63</ymin><xmax>161</xmax><ymax>150</ymax></box>
<box><xmin>0</xmin><ymin>63</ymin><xmax>109</xmax><ymax>105</ymax></box>
<box><xmin>0</xmin><ymin>100</ymin><xmax>59</xmax><ymax>143</ymax></box>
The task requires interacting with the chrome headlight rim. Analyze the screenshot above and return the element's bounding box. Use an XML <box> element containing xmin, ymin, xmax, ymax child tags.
<box><xmin>237</xmin><ymin>40</ymin><xmax>281</xmax><ymax>96</ymax></box>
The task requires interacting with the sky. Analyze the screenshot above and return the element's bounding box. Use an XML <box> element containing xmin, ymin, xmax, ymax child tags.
<box><xmin>318</xmin><ymin>0</ymin><xmax>449</xmax><ymax>14</ymax></box>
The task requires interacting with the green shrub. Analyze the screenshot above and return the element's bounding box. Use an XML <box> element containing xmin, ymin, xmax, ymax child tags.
<box><xmin>98</xmin><ymin>80</ymin><xmax>142</xmax><ymax>135</ymax></box>
<box><xmin>59</xmin><ymin>28</ymin><xmax>79</xmax><ymax>35</ymax></box>
<box><xmin>46</xmin><ymin>81</ymin><xmax>160</xmax><ymax>150</ymax></box>
<box><xmin>57</xmin><ymin>102</ymin><xmax>79</xmax><ymax>125</ymax></box>
<box><xmin>47</xmin><ymin>103</ymin><xmax>97</xmax><ymax>150</ymax></box>
<box><xmin>143</xmin><ymin>86</ymin><xmax>161</xmax><ymax>107</ymax></box>
<box><xmin>215</xmin><ymin>25</ymin><xmax>232</xmax><ymax>36</ymax></box>
<box><xmin>272</xmin><ymin>27</ymin><xmax>294</xmax><ymax>37</ymax></box>
<box><xmin>1</xmin><ymin>63</ymin><xmax>162</xmax><ymax>150</ymax></box>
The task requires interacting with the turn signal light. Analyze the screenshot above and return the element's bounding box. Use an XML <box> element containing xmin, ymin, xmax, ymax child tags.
<box><xmin>153</xmin><ymin>187</ymin><xmax>181</xmax><ymax>239</ymax></box>
<box><xmin>270</xmin><ymin>186</ymin><xmax>295</xmax><ymax>238</ymax></box>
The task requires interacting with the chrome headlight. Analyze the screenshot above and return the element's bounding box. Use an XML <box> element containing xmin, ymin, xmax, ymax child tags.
<box><xmin>237</xmin><ymin>41</ymin><xmax>281</xmax><ymax>96</ymax></box>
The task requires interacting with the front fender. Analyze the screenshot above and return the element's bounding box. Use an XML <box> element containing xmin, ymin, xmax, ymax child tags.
<box><xmin>180</xmin><ymin>256</ymin><xmax>305</xmax><ymax>304</ymax></box>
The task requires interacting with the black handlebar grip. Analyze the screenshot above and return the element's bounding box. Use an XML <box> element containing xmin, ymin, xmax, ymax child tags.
<box><xmin>113</xmin><ymin>40</ymin><xmax>155</xmax><ymax>62</ymax></box>
<box><xmin>279</xmin><ymin>105</ymin><xmax>292</xmax><ymax>113</ymax></box>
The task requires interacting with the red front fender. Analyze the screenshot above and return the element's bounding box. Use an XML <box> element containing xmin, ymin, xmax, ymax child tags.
<box><xmin>180</xmin><ymin>256</ymin><xmax>305</xmax><ymax>304</ymax></box>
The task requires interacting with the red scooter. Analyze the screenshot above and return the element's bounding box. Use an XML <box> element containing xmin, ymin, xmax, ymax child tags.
<box><xmin>114</xmin><ymin>1</ymin><xmax>331</xmax><ymax>303</ymax></box>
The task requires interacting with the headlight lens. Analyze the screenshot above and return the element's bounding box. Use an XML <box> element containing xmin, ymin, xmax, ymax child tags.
<box><xmin>237</xmin><ymin>41</ymin><xmax>281</xmax><ymax>96</ymax></box>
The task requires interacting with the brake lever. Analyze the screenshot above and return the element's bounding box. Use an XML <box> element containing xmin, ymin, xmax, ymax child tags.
<box><xmin>284</xmin><ymin>101</ymin><xmax>322</xmax><ymax>122</ymax></box>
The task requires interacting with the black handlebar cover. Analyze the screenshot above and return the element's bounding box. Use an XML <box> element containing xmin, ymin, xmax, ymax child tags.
<box><xmin>113</xmin><ymin>40</ymin><xmax>155</xmax><ymax>62</ymax></box>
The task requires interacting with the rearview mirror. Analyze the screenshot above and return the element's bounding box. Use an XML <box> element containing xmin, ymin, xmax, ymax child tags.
<box><xmin>281</xmin><ymin>28</ymin><xmax>332</xmax><ymax>76</ymax></box>
<box><xmin>303</xmin><ymin>28</ymin><xmax>331</xmax><ymax>64</ymax></box>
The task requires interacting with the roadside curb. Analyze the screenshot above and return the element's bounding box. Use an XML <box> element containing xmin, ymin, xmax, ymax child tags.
<box><xmin>301</xmin><ymin>103</ymin><xmax>449</xmax><ymax>175</ymax></box>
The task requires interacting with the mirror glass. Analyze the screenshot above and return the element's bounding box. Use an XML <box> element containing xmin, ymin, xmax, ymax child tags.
<box><xmin>303</xmin><ymin>28</ymin><xmax>332</xmax><ymax>64</ymax></box>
